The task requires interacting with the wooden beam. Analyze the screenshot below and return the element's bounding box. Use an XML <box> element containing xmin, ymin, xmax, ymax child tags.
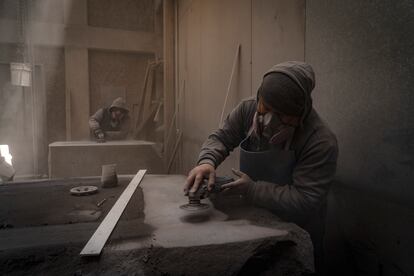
<box><xmin>219</xmin><ymin>44</ymin><xmax>241</xmax><ymax>128</ymax></box>
<box><xmin>142</xmin><ymin>65</ymin><xmax>155</xmax><ymax>119</ymax></box>
<box><xmin>0</xmin><ymin>20</ymin><xmax>156</xmax><ymax>54</ymax></box>
<box><xmin>64</xmin><ymin>48</ymin><xmax>90</xmax><ymax>140</ymax></box>
<box><xmin>80</xmin><ymin>170</ymin><xmax>147</xmax><ymax>257</ymax></box>
<box><xmin>134</xmin><ymin>61</ymin><xmax>163</xmax><ymax>138</ymax></box>
<box><xmin>135</xmin><ymin>61</ymin><xmax>152</xmax><ymax>131</ymax></box>
<box><xmin>167</xmin><ymin>131</ymin><xmax>182</xmax><ymax>173</ymax></box>
<box><xmin>163</xmin><ymin>0</ymin><xmax>175</xmax><ymax>152</ymax></box>
<box><xmin>65</xmin><ymin>89</ymin><xmax>71</xmax><ymax>141</ymax></box>
<box><xmin>85</xmin><ymin>27</ymin><xmax>156</xmax><ymax>53</ymax></box>
<box><xmin>134</xmin><ymin>104</ymin><xmax>158</xmax><ymax>138</ymax></box>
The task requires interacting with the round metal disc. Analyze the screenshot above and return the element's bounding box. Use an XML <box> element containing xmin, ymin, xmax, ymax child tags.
<box><xmin>179</xmin><ymin>203</ymin><xmax>210</xmax><ymax>212</ymax></box>
<box><xmin>70</xmin><ymin>185</ymin><xmax>98</xmax><ymax>196</ymax></box>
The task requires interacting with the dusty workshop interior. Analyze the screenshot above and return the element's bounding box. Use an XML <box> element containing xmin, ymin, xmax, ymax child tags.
<box><xmin>0</xmin><ymin>0</ymin><xmax>413</xmax><ymax>275</ymax></box>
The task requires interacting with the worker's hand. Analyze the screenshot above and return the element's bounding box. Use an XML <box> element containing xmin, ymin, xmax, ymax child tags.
<box><xmin>184</xmin><ymin>163</ymin><xmax>216</xmax><ymax>196</ymax></box>
<box><xmin>97</xmin><ymin>132</ymin><xmax>105</xmax><ymax>140</ymax></box>
<box><xmin>221</xmin><ymin>168</ymin><xmax>253</xmax><ymax>196</ymax></box>
<box><xmin>95</xmin><ymin>131</ymin><xmax>105</xmax><ymax>143</ymax></box>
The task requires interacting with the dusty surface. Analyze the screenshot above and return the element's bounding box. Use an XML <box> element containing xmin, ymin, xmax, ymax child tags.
<box><xmin>0</xmin><ymin>176</ymin><xmax>144</xmax><ymax>228</ymax></box>
<box><xmin>142</xmin><ymin>175</ymin><xmax>295</xmax><ymax>247</ymax></box>
<box><xmin>0</xmin><ymin>175</ymin><xmax>313</xmax><ymax>275</ymax></box>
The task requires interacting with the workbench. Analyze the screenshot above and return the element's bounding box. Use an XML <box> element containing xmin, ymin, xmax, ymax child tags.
<box><xmin>48</xmin><ymin>140</ymin><xmax>164</xmax><ymax>178</ymax></box>
<box><xmin>0</xmin><ymin>174</ymin><xmax>314</xmax><ymax>275</ymax></box>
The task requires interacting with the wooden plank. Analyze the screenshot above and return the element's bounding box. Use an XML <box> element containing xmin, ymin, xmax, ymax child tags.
<box><xmin>65</xmin><ymin>88</ymin><xmax>71</xmax><ymax>141</ymax></box>
<box><xmin>167</xmin><ymin>131</ymin><xmax>182</xmax><ymax>173</ymax></box>
<box><xmin>165</xmin><ymin>79</ymin><xmax>184</xmax><ymax>151</ymax></box>
<box><xmin>219</xmin><ymin>44</ymin><xmax>240</xmax><ymax>128</ymax></box>
<box><xmin>135</xmin><ymin>104</ymin><xmax>159</xmax><ymax>138</ymax></box>
<box><xmin>163</xmin><ymin>0</ymin><xmax>176</xmax><ymax>147</ymax></box>
<box><xmin>142</xmin><ymin>66</ymin><xmax>155</xmax><ymax>119</ymax></box>
<box><xmin>135</xmin><ymin>61</ymin><xmax>161</xmax><ymax>136</ymax></box>
<box><xmin>136</xmin><ymin>61</ymin><xmax>151</xmax><ymax>130</ymax></box>
<box><xmin>131</xmin><ymin>103</ymin><xmax>140</xmax><ymax>133</ymax></box>
<box><xmin>164</xmin><ymin>109</ymin><xmax>177</xmax><ymax>150</ymax></box>
<box><xmin>64</xmin><ymin>48</ymin><xmax>90</xmax><ymax>140</ymax></box>
<box><xmin>80</xmin><ymin>170</ymin><xmax>147</xmax><ymax>256</ymax></box>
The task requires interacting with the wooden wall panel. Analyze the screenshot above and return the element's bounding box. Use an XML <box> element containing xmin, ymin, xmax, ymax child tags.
<box><xmin>252</xmin><ymin>0</ymin><xmax>305</xmax><ymax>93</ymax></box>
<box><xmin>177</xmin><ymin>0</ymin><xmax>253</xmax><ymax>175</ymax></box>
<box><xmin>177</xmin><ymin>0</ymin><xmax>305</xmax><ymax>175</ymax></box>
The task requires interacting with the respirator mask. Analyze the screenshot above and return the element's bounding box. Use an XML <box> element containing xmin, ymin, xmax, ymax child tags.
<box><xmin>250</xmin><ymin>111</ymin><xmax>295</xmax><ymax>151</ymax></box>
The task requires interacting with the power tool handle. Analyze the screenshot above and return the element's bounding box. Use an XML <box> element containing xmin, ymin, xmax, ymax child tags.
<box><xmin>210</xmin><ymin>176</ymin><xmax>234</xmax><ymax>193</ymax></box>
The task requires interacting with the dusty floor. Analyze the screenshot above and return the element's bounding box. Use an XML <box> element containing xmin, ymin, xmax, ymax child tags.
<box><xmin>0</xmin><ymin>175</ymin><xmax>314</xmax><ymax>275</ymax></box>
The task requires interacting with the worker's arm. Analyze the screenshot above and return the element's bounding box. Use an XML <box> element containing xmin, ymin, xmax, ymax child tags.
<box><xmin>105</xmin><ymin>116</ymin><xmax>131</xmax><ymax>140</ymax></box>
<box><xmin>89</xmin><ymin>108</ymin><xmax>105</xmax><ymax>137</ymax></box>
<box><xmin>247</xmin><ymin>134</ymin><xmax>338</xmax><ymax>218</ymax></box>
<box><xmin>184</xmin><ymin>99</ymin><xmax>254</xmax><ymax>195</ymax></box>
<box><xmin>197</xmin><ymin>100</ymin><xmax>253</xmax><ymax>167</ymax></box>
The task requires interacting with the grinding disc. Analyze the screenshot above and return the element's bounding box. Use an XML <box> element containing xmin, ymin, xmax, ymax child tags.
<box><xmin>179</xmin><ymin>203</ymin><xmax>210</xmax><ymax>212</ymax></box>
<box><xmin>70</xmin><ymin>186</ymin><xmax>98</xmax><ymax>196</ymax></box>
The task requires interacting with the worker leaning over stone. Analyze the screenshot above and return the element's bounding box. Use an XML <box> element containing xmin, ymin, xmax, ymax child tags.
<box><xmin>184</xmin><ymin>61</ymin><xmax>338</xmax><ymax>274</ymax></box>
<box><xmin>89</xmin><ymin>97</ymin><xmax>131</xmax><ymax>142</ymax></box>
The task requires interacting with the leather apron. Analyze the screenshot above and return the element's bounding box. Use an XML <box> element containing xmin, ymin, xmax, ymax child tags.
<box><xmin>239</xmin><ymin>131</ymin><xmax>326</xmax><ymax>272</ymax></box>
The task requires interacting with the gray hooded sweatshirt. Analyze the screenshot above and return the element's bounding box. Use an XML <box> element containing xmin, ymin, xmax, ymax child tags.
<box><xmin>89</xmin><ymin>97</ymin><xmax>131</xmax><ymax>140</ymax></box>
<box><xmin>198</xmin><ymin>61</ymin><xmax>338</xmax><ymax>223</ymax></box>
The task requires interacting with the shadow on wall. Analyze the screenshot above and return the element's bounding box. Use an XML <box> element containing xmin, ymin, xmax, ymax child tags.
<box><xmin>325</xmin><ymin>182</ymin><xmax>414</xmax><ymax>276</ymax></box>
<box><xmin>305</xmin><ymin>0</ymin><xmax>414</xmax><ymax>275</ymax></box>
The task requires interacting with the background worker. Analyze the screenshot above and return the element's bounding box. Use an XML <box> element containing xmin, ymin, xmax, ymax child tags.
<box><xmin>89</xmin><ymin>97</ymin><xmax>131</xmax><ymax>142</ymax></box>
<box><xmin>184</xmin><ymin>61</ymin><xmax>338</xmax><ymax>274</ymax></box>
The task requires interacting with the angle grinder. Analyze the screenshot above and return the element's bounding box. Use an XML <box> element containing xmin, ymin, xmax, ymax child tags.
<box><xmin>180</xmin><ymin>176</ymin><xmax>234</xmax><ymax>213</ymax></box>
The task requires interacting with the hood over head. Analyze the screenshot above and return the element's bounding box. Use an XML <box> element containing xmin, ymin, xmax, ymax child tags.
<box><xmin>257</xmin><ymin>61</ymin><xmax>315</xmax><ymax>122</ymax></box>
<box><xmin>109</xmin><ymin>97</ymin><xmax>129</xmax><ymax>113</ymax></box>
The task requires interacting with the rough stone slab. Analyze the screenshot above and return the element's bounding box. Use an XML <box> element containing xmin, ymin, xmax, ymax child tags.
<box><xmin>111</xmin><ymin>174</ymin><xmax>315</xmax><ymax>275</ymax></box>
<box><xmin>0</xmin><ymin>220</ymin><xmax>151</xmax><ymax>251</ymax></box>
<box><xmin>0</xmin><ymin>175</ymin><xmax>314</xmax><ymax>275</ymax></box>
<box><xmin>0</xmin><ymin>176</ymin><xmax>143</xmax><ymax>228</ymax></box>
<box><xmin>141</xmin><ymin>175</ymin><xmax>288</xmax><ymax>248</ymax></box>
<box><xmin>48</xmin><ymin>140</ymin><xmax>164</xmax><ymax>178</ymax></box>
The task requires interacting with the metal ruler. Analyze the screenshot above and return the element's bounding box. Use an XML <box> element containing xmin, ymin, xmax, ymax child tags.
<box><xmin>80</xmin><ymin>170</ymin><xmax>147</xmax><ymax>256</ymax></box>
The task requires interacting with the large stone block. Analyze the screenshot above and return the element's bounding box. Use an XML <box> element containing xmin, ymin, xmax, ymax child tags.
<box><xmin>0</xmin><ymin>174</ymin><xmax>314</xmax><ymax>275</ymax></box>
<box><xmin>48</xmin><ymin>140</ymin><xmax>164</xmax><ymax>178</ymax></box>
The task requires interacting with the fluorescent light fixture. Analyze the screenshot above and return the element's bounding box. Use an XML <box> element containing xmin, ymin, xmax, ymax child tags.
<box><xmin>0</xmin><ymin>145</ymin><xmax>13</xmax><ymax>165</ymax></box>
